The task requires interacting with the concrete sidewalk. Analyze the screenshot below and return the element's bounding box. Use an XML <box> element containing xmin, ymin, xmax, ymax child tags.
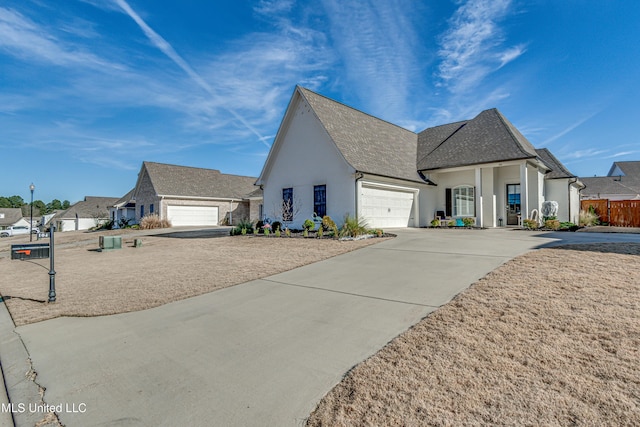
<box><xmin>4</xmin><ymin>228</ymin><xmax>640</xmax><ymax>426</ymax></box>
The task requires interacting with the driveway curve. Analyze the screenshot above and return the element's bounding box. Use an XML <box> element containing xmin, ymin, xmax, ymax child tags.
<box><xmin>10</xmin><ymin>228</ymin><xmax>640</xmax><ymax>426</ymax></box>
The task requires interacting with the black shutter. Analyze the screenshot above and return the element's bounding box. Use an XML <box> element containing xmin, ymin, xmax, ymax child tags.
<box><xmin>445</xmin><ymin>188</ymin><xmax>452</xmax><ymax>217</ymax></box>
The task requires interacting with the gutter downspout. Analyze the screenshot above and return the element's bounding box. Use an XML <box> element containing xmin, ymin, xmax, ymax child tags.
<box><xmin>355</xmin><ymin>172</ymin><xmax>364</xmax><ymax>219</ymax></box>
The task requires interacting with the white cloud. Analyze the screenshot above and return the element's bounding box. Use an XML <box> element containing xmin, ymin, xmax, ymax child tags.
<box><xmin>319</xmin><ymin>0</ymin><xmax>423</xmax><ymax>120</ymax></box>
<box><xmin>0</xmin><ymin>7</ymin><xmax>120</xmax><ymax>69</ymax></box>
<box><xmin>540</xmin><ymin>111</ymin><xmax>600</xmax><ymax>146</ymax></box>
<box><xmin>437</xmin><ymin>0</ymin><xmax>522</xmax><ymax>94</ymax></box>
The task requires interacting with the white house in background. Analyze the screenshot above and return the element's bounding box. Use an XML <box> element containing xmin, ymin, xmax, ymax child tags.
<box><xmin>52</xmin><ymin>196</ymin><xmax>119</xmax><ymax>232</ymax></box>
<box><xmin>108</xmin><ymin>188</ymin><xmax>137</xmax><ymax>227</ymax></box>
<box><xmin>580</xmin><ymin>161</ymin><xmax>640</xmax><ymax>201</ymax></box>
<box><xmin>256</xmin><ymin>86</ymin><xmax>583</xmax><ymax>229</ymax></box>
<box><xmin>132</xmin><ymin>162</ymin><xmax>262</xmax><ymax>226</ymax></box>
<box><xmin>0</xmin><ymin>208</ymin><xmax>30</xmax><ymax>229</ymax></box>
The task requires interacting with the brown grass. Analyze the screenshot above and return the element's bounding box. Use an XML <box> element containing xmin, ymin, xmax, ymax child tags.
<box><xmin>307</xmin><ymin>243</ymin><xmax>640</xmax><ymax>426</ymax></box>
<box><xmin>0</xmin><ymin>234</ymin><xmax>387</xmax><ymax>326</ymax></box>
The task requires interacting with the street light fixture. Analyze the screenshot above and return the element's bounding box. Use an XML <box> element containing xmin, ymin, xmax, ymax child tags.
<box><xmin>29</xmin><ymin>183</ymin><xmax>35</xmax><ymax>242</ymax></box>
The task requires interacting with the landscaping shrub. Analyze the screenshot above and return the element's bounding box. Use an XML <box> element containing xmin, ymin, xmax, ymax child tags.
<box><xmin>544</xmin><ymin>219</ymin><xmax>560</xmax><ymax>230</ymax></box>
<box><xmin>579</xmin><ymin>209</ymin><xmax>599</xmax><ymax>227</ymax></box>
<box><xmin>522</xmin><ymin>219</ymin><xmax>538</xmax><ymax>230</ymax></box>
<box><xmin>340</xmin><ymin>215</ymin><xmax>368</xmax><ymax>238</ymax></box>
<box><xmin>430</xmin><ymin>219</ymin><xmax>440</xmax><ymax>227</ymax></box>
<box><xmin>140</xmin><ymin>214</ymin><xmax>172</xmax><ymax>230</ymax></box>
<box><xmin>271</xmin><ymin>221</ymin><xmax>282</xmax><ymax>232</ymax></box>
<box><xmin>462</xmin><ymin>217</ymin><xmax>475</xmax><ymax>227</ymax></box>
<box><xmin>322</xmin><ymin>215</ymin><xmax>339</xmax><ymax>238</ymax></box>
<box><xmin>232</xmin><ymin>218</ymin><xmax>253</xmax><ymax>235</ymax></box>
<box><xmin>303</xmin><ymin>219</ymin><xmax>315</xmax><ymax>231</ymax></box>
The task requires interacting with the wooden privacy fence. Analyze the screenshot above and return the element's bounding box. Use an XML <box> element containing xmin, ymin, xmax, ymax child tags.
<box><xmin>581</xmin><ymin>199</ymin><xmax>640</xmax><ymax>227</ymax></box>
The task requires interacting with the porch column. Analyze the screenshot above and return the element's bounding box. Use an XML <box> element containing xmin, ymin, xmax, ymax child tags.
<box><xmin>481</xmin><ymin>167</ymin><xmax>496</xmax><ymax>227</ymax></box>
<box><xmin>475</xmin><ymin>167</ymin><xmax>483</xmax><ymax>227</ymax></box>
<box><xmin>520</xmin><ymin>163</ymin><xmax>529</xmax><ymax>220</ymax></box>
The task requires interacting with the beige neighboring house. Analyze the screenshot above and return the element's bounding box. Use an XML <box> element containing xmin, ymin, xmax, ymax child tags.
<box><xmin>53</xmin><ymin>196</ymin><xmax>120</xmax><ymax>232</ymax></box>
<box><xmin>0</xmin><ymin>208</ymin><xmax>29</xmax><ymax>229</ymax></box>
<box><xmin>132</xmin><ymin>161</ymin><xmax>262</xmax><ymax>226</ymax></box>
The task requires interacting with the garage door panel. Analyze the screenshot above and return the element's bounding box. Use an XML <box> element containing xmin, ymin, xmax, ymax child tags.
<box><xmin>360</xmin><ymin>186</ymin><xmax>414</xmax><ymax>228</ymax></box>
<box><xmin>166</xmin><ymin>206</ymin><xmax>218</xmax><ymax>227</ymax></box>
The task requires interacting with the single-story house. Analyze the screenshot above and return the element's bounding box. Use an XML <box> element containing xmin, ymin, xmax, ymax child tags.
<box><xmin>580</xmin><ymin>161</ymin><xmax>640</xmax><ymax>200</ymax></box>
<box><xmin>108</xmin><ymin>188</ymin><xmax>137</xmax><ymax>227</ymax></box>
<box><xmin>256</xmin><ymin>86</ymin><xmax>583</xmax><ymax>229</ymax></box>
<box><xmin>132</xmin><ymin>161</ymin><xmax>262</xmax><ymax>226</ymax></box>
<box><xmin>0</xmin><ymin>208</ymin><xmax>30</xmax><ymax>229</ymax></box>
<box><xmin>53</xmin><ymin>196</ymin><xmax>120</xmax><ymax>232</ymax></box>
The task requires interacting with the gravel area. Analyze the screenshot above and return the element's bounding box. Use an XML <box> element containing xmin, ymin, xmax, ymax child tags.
<box><xmin>306</xmin><ymin>242</ymin><xmax>640</xmax><ymax>426</ymax></box>
<box><xmin>0</xmin><ymin>230</ymin><xmax>388</xmax><ymax>326</ymax></box>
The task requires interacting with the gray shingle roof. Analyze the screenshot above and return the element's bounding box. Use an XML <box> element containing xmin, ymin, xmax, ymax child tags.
<box><xmin>55</xmin><ymin>196</ymin><xmax>120</xmax><ymax>220</ymax></box>
<box><xmin>143</xmin><ymin>162</ymin><xmax>261</xmax><ymax>199</ymax></box>
<box><xmin>298</xmin><ymin>87</ymin><xmax>423</xmax><ymax>183</ymax></box>
<box><xmin>580</xmin><ymin>176</ymin><xmax>640</xmax><ymax>198</ymax></box>
<box><xmin>112</xmin><ymin>188</ymin><xmax>135</xmax><ymax>208</ymax></box>
<box><xmin>416</xmin><ymin>108</ymin><xmax>538</xmax><ymax>171</ymax></box>
<box><xmin>607</xmin><ymin>161</ymin><xmax>640</xmax><ymax>178</ymax></box>
<box><xmin>0</xmin><ymin>208</ymin><xmax>24</xmax><ymax>226</ymax></box>
<box><xmin>535</xmin><ymin>148</ymin><xmax>575</xmax><ymax>179</ymax></box>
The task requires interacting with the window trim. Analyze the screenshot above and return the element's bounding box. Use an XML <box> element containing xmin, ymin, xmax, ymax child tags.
<box><xmin>452</xmin><ymin>185</ymin><xmax>475</xmax><ymax>217</ymax></box>
<box><xmin>313</xmin><ymin>185</ymin><xmax>326</xmax><ymax>218</ymax></box>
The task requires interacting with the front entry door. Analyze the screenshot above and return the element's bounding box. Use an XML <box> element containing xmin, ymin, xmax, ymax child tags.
<box><xmin>506</xmin><ymin>184</ymin><xmax>521</xmax><ymax>225</ymax></box>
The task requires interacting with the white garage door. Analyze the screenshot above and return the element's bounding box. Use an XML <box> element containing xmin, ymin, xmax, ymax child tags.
<box><xmin>360</xmin><ymin>186</ymin><xmax>415</xmax><ymax>228</ymax></box>
<box><xmin>166</xmin><ymin>206</ymin><xmax>218</xmax><ymax>227</ymax></box>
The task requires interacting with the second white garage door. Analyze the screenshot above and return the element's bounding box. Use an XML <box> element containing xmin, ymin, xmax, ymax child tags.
<box><xmin>166</xmin><ymin>205</ymin><xmax>219</xmax><ymax>227</ymax></box>
<box><xmin>360</xmin><ymin>186</ymin><xmax>415</xmax><ymax>228</ymax></box>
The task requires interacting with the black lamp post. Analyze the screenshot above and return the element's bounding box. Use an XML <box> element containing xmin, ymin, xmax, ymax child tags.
<box><xmin>29</xmin><ymin>183</ymin><xmax>35</xmax><ymax>242</ymax></box>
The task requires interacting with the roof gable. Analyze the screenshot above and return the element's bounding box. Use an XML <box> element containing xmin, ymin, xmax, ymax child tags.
<box><xmin>141</xmin><ymin>162</ymin><xmax>260</xmax><ymax>199</ymax></box>
<box><xmin>417</xmin><ymin>108</ymin><xmax>538</xmax><ymax>171</ymax></box>
<box><xmin>607</xmin><ymin>161</ymin><xmax>640</xmax><ymax>178</ymax></box>
<box><xmin>298</xmin><ymin>87</ymin><xmax>422</xmax><ymax>182</ymax></box>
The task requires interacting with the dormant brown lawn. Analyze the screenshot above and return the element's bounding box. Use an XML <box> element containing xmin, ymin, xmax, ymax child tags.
<box><xmin>307</xmin><ymin>243</ymin><xmax>640</xmax><ymax>426</ymax></box>
<box><xmin>0</xmin><ymin>232</ymin><xmax>386</xmax><ymax>326</ymax></box>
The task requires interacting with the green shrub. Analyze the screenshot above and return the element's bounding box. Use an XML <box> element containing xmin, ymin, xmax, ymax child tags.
<box><xmin>447</xmin><ymin>220</ymin><xmax>456</xmax><ymax>227</ymax></box>
<box><xmin>462</xmin><ymin>217</ymin><xmax>475</xmax><ymax>227</ymax></box>
<box><xmin>232</xmin><ymin>218</ymin><xmax>253</xmax><ymax>235</ymax></box>
<box><xmin>522</xmin><ymin>219</ymin><xmax>538</xmax><ymax>229</ymax></box>
<box><xmin>430</xmin><ymin>219</ymin><xmax>440</xmax><ymax>227</ymax></box>
<box><xmin>303</xmin><ymin>219</ymin><xmax>315</xmax><ymax>231</ymax></box>
<box><xmin>303</xmin><ymin>228</ymin><xmax>308</xmax><ymax>237</ymax></box>
<box><xmin>340</xmin><ymin>215</ymin><xmax>369</xmax><ymax>238</ymax></box>
<box><xmin>271</xmin><ymin>221</ymin><xmax>282</xmax><ymax>232</ymax></box>
<box><xmin>316</xmin><ymin>226</ymin><xmax>323</xmax><ymax>238</ymax></box>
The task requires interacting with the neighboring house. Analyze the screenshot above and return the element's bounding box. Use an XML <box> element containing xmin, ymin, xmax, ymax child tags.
<box><xmin>53</xmin><ymin>196</ymin><xmax>120</xmax><ymax>232</ymax></box>
<box><xmin>256</xmin><ymin>86</ymin><xmax>583</xmax><ymax>229</ymax></box>
<box><xmin>132</xmin><ymin>162</ymin><xmax>262</xmax><ymax>226</ymax></box>
<box><xmin>109</xmin><ymin>188</ymin><xmax>137</xmax><ymax>227</ymax></box>
<box><xmin>580</xmin><ymin>161</ymin><xmax>640</xmax><ymax>200</ymax></box>
<box><xmin>0</xmin><ymin>208</ymin><xmax>30</xmax><ymax>229</ymax></box>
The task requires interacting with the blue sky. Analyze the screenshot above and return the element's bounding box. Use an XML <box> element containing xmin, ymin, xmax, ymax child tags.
<box><xmin>1</xmin><ymin>0</ymin><xmax>639</xmax><ymax>203</ymax></box>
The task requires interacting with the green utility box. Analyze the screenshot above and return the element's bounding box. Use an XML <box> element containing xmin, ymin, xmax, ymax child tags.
<box><xmin>99</xmin><ymin>236</ymin><xmax>122</xmax><ymax>251</ymax></box>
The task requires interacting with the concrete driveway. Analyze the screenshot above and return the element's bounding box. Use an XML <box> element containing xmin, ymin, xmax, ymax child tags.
<box><xmin>6</xmin><ymin>228</ymin><xmax>640</xmax><ymax>426</ymax></box>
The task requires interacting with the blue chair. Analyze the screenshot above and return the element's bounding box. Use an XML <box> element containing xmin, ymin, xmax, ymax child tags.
<box><xmin>456</xmin><ymin>218</ymin><xmax>464</xmax><ymax>227</ymax></box>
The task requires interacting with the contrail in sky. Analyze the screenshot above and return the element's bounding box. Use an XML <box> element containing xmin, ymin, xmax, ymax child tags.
<box><xmin>114</xmin><ymin>0</ymin><xmax>270</xmax><ymax>147</ymax></box>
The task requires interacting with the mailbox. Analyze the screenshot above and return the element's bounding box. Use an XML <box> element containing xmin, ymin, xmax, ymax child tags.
<box><xmin>11</xmin><ymin>243</ymin><xmax>50</xmax><ymax>260</ymax></box>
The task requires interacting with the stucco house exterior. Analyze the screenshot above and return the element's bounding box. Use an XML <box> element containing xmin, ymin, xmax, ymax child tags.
<box><xmin>53</xmin><ymin>196</ymin><xmax>120</xmax><ymax>232</ymax></box>
<box><xmin>108</xmin><ymin>188</ymin><xmax>137</xmax><ymax>227</ymax></box>
<box><xmin>580</xmin><ymin>161</ymin><xmax>640</xmax><ymax>201</ymax></box>
<box><xmin>256</xmin><ymin>86</ymin><xmax>582</xmax><ymax>229</ymax></box>
<box><xmin>132</xmin><ymin>162</ymin><xmax>262</xmax><ymax>226</ymax></box>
